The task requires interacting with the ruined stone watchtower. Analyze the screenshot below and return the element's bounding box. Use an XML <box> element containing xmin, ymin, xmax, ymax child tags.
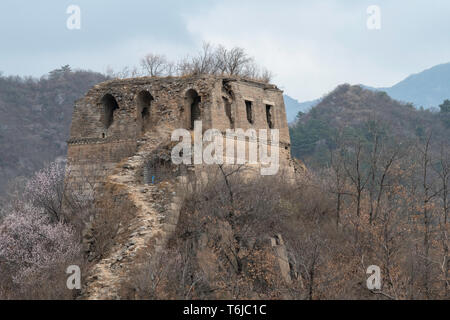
<box><xmin>66</xmin><ymin>75</ymin><xmax>293</xmax><ymax>192</ymax></box>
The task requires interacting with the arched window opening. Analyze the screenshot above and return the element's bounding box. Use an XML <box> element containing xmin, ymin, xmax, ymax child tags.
<box><xmin>101</xmin><ymin>94</ymin><xmax>119</xmax><ymax>129</ymax></box>
<box><xmin>186</xmin><ymin>89</ymin><xmax>201</xmax><ymax>130</ymax></box>
<box><xmin>137</xmin><ymin>90</ymin><xmax>154</xmax><ymax>135</ymax></box>
<box><xmin>266</xmin><ymin>104</ymin><xmax>274</xmax><ymax>129</ymax></box>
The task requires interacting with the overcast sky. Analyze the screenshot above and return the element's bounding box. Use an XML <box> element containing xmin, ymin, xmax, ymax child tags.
<box><xmin>1</xmin><ymin>0</ymin><xmax>449</xmax><ymax>101</ymax></box>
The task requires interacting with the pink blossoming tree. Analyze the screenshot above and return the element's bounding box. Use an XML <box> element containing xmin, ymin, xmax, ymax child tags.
<box><xmin>0</xmin><ymin>161</ymin><xmax>83</xmax><ymax>299</ymax></box>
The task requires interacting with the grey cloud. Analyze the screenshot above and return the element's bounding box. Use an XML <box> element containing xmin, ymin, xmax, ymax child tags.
<box><xmin>1</xmin><ymin>0</ymin><xmax>450</xmax><ymax>101</ymax></box>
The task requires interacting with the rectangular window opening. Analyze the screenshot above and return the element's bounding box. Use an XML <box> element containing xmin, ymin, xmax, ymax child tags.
<box><xmin>266</xmin><ymin>104</ymin><xmax>274</xmax><ymax>129</ymax></box>
<box><xmin>245</xmin><ymin>100</ymin><xmax>254</xmax><ymax>124</ymax></box>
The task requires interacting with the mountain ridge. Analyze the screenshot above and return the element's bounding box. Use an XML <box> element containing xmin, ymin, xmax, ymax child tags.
<box><xmin>289</xmin><ymin>83</ymin><xmax>449</xmax><ymax>167</ymax></box>
<box><xmin>284</xmin><ymin>62</ymin><xmax>450</xmax><ymax>123</ymax></box>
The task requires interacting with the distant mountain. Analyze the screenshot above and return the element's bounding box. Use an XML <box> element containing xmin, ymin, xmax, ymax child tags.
<box><xmin>0</xmin><ymin>68</ymin><xmax>107</xmax><ymax>195</ymax></box>
<box><xmin>283</xmin><ymin>95</ymin><xmax>320</xmax><ymax>123</ymax></box>
<box><xmin>373</xmin><ymin>63</ymin><xmax>450</xmax><ymax>109</ymax></box>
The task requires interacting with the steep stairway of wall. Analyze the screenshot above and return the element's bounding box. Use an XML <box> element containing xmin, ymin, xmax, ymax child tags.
<box><xmin>82</xmin><ymin>129</ymin><xmax>183</xmax><ymax>300</ymax></box>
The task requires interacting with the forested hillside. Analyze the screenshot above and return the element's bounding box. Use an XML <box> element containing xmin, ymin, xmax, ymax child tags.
<box><xmin>290</xmin><ymin>84</ymin><xmax>450</xmax><ymax>168</ymax></box>
<box><xmin>0</xmin><ymin>67</ymin><xmax>107</xmax><ymax>194</ymax></box>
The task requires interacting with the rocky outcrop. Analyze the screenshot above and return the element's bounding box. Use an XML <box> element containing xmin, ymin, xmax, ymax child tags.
<box><xmin>270</xmin><ymin>235</ymin><xmax>292</xmax><ymax>284</ymax></box>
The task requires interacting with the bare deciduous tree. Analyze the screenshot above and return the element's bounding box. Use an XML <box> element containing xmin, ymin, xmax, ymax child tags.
<box><xmin>140</xmin><ymin>53</ymin><xmax>168</xmax><ymax>77</ymax></box>
<box><xmin>109</xmin><ymin>42</ymin><xmax>273</xmax><ymax>83</ymax></box>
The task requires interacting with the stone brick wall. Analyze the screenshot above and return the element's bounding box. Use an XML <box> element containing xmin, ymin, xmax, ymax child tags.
<box><xmin>66</xmin><ymin>140</ymin><xmax>137</xmax><ymax>193</ymax></box>
<box><xmin>212</xmin><ymin>79</ymin><xmax>290</xmax><ymax>146</ymax></box>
